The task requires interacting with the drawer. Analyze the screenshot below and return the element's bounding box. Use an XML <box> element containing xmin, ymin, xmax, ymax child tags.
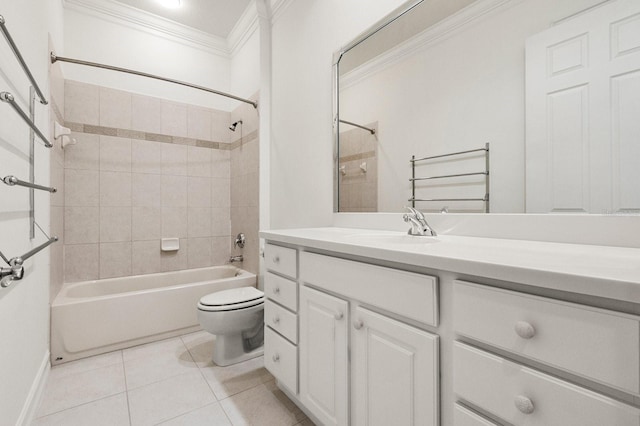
<box><xmin>453</xmin><ymin>342</ymin><xmax>640</xmax><ymax>426</ymax></box>
<box><xmin>453</xmin><ymin>280</ymin><xmax>640</xmax><ymax>393</ymax></box>
<box><xmin>454</xmin><ymin>405</ymin><xmax>499</xmax><ymax>426</ymax></box>
<box><xmin>264</xmin><ymin>272</ymin><xmax>298</xmax><ymax>312</ymax></box>
<box><xmin>265</xmin><ymin>299</ymin><xmax>297</xmax><ymax>344</ymax></box>
<box><xmin>300</xmin><ymin>252</ymin><xmax>438</xmax><ymax>326</ymax></box>
<box><xmin>264</xmin><ymin>243</ymin><xmax>297</xmax><ymax>279</ymax></box>
<box><xmin>265</xmin><ymin>327</ymin><xmax>297</xmax><ymax>394</ymax></box>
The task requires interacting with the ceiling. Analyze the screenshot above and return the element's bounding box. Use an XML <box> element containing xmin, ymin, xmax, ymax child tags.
<box><xmin>113</xmin><ymin>0</ymin><xmax>253</xmax><ymax>38</ymax></box>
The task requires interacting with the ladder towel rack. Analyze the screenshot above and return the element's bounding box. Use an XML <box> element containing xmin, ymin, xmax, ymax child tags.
<box><xmin>409</xmin><ymin>143</ymin><xmax>490</xmax><ymax>212</ymax></box>
<box><xmin>0</xmin><ymin>92</ymin><xmax>53</xmax><ymax>147</ymax></box>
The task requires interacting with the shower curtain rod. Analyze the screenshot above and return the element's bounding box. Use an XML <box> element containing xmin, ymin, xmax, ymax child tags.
<box><xmin>339</xmin><ymin>119</ymin><xmax>375</xmax><ymax>134</ymax></box>
<box><xmin>50</xmin><ymin>53</ymin><xmax>258</xmax><ymax>109</ymax></box>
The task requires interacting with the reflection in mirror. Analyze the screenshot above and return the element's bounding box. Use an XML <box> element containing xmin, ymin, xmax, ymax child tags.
<box><xmin>335</xmin><ymin>0</ymin><xmax>640</xmax><ymax>214</ymax></box>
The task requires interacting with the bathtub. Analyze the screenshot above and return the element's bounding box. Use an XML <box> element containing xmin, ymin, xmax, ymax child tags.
<box><xmin>51</xmin><ymin>266</ymin><xmax>256</xmax><ymax>365</ymax></box>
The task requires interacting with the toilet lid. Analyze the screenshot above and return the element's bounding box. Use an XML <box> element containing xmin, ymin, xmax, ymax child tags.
<box><xmin>198</xmin><ymin>287</ymin><xmax>264</xmax><ymax>312</ymax></box>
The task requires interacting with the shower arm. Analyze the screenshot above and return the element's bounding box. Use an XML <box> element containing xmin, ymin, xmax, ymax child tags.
<box><xmin>50</xmin><ymin>53</ymin><xmax>258</xmax><ymax>109</ymax></box>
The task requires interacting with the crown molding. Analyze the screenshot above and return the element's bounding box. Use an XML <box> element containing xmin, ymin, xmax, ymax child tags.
<box><xmin>340</xmin><ymin>0</ymin><xmax>522</xmax><ymax>90</ymax></box>
<box><xmin>227</xmin><ymin>0</ymin><xmax>260</xmax><ymax>56</ymax></box>
<box><xmin>63</xmin><ymin>0</ymin><xmax>231</xmax><ymax>57</ymax></box>
<box><xmin>270</xmin><ymin>0</ymin><xmax>295</xmax><ymax>25</ymax></box>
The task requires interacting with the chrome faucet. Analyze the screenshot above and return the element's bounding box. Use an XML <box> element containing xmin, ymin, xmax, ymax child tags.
<box><xmin>403</xmin><ymin>206</ymin><xmax>437</xmax><ymax>236</ymax></box>
<box><xmin>229</xmin><ymin>255</ymin><xmax>244</xmax><ymax>263</ymax></box>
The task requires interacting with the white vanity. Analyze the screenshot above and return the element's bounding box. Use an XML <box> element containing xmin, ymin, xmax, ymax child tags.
<box><xmin>260</xmin><ymin>227</ymin><xmax>640</xmax><ymax>426</ymax></box>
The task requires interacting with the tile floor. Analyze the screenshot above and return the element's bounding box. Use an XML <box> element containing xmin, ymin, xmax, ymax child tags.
<box><xmin>33</xmin><ymin>331</ymin><xmax>312</xmax><ymax>426</ymax></box>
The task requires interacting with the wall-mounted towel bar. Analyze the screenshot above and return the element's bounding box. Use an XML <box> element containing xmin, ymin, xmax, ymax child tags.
<box><xmin>0</xmin><ymin>15</ymin><xmax>48</xmax><ymax>105</ymax></box>
<box><xmin>0</xmin><ymin>92</ymin><xmax>52</xmax><ymax>147</ymax></box>
<box><xmin>339</xmin><ymin>119</ymin><xmax>376</xmax><ymax>134</ymax></box>
<box><xmin>50</xmin><ymin>53</ymin><xmax>258</xmax><ymax>109</ymax></box>
<box><xmin>0</xmin><ymin>235</ymin><xmax>58</xmax><ymax>288</ymax></box>
<box><xmin>410</xmin><ymin>143</ymin><xmax>490</xmax><ymax>212</ymax></box>
<box><xmin>2</xmin><ymin>175</ymin><xmax>57</xmax><ymax>193</ymax></box>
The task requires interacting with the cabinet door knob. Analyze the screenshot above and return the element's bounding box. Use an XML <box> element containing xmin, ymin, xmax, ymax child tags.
<box><xmin>272</xmin><ymin>353</ymin><xmax>280</xmax><ymax>362</ymax></box>
<box><xmin>273</xmin><ymin>255</ymin><xmax>280</xmax><ymax>264</ymax></box>
<box><xmin>334</xmin><ymin>311</ymin><xmax>344</xmax><ymax>320</ymax></box>
<box><xmin>514</xmin><ymin>395</ymin><xmax>535</xmax><ymax>414</ymax></box>
<box><xmin>273</xmin><ymin>286</ymin><xmax>280</xmax><ymax>294</ymax></box>
<box><xmin>272</xmin><ymin>316</ymin><xmax>280</xmax><ymax>324</ymax></box>
<box><xmin>353</xmin><ymin>319</ymin><xmax>364</xmax><ymax>330</ymax></box>
<box><xmin>515</xmin><ymin>321</ymin><xmax>536</xmax><ymax>339</ymax></box>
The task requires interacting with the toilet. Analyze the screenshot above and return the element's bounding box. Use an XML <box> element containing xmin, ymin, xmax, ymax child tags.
<box><xmin>197</xmin><ymin>286</ymin><xmax>265</xmax><ymax>366</ymax></box>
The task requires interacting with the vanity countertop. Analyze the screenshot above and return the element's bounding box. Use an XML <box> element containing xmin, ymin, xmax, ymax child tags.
<box><xmin>260</xmin><ymin>227</ymin><xmax>640</xmax><ymax>304</ymax></box>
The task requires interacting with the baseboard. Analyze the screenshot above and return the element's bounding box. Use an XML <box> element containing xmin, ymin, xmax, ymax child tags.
<box><xmin>17</xmin><ymin>350</ymin><xmax>50</xmax><ymax>425</ymax></box>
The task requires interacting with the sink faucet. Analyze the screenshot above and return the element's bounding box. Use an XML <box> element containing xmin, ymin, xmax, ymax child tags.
<box><xmin>403</xmin><ymin>206</ymin><xmax>437</xmax><ymax>236</ymax></box>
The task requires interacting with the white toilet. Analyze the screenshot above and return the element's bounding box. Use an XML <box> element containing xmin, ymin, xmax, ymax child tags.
<box><xmin>197</xmin><ymin>286</ymin><xmax>265</xmax><ymax>366</ymax></box>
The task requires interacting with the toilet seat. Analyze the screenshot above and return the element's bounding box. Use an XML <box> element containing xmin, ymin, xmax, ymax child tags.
<box><xmin>198</xmin><ymin>286</ymin><xmax>264</xmax><ymax>312</ymax></box>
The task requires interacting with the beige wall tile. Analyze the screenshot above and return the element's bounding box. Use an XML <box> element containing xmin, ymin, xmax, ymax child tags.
<box><xmin>65</xmin><ymin>206</ymin><xmax>99</xmax><ymax>244</ymax></box>
<box><xmin>132</xmin><ymin>207</ymin><xmax>161</xmax><ymax>241</ymax></box>
<box><xmin>211</xmin><ymin>110</ymin><xmax>231</xmax><ymax>144</ymax></box>
<box><xmin>64</xmin><ymin>243</ymin><xmax>99</xmax><ymax>282</ymax></box>
<box><xmin>211</xmin><ymin>236</ymin><xmax>230</xmax><ymax>266</ymax></box>
<box><xmin>161</xmin><ymin>143</ymin><xmax>187</xmax><ymax>176</ymax></box>
<box><xmin>100</xmin><ymin>206</ymin><xmax>132</xmax><ymax>242</ymax></box>
<box><xmin>161</xmin><ymin>207</ymin><xmax>187</xmax><ymax>238</ymax></box>
<box><xmin>100</xmin><ymin>136</ymin><xmax>131</xmax><ymax>172</ymax></box>
<box><xmin>187</xmin><ymin>177</ymin><xmax>211</xmax><ymax>207</ymax></box>
<box><xmin>187</xmin><ymin>237</ymin><xmax>212</xmax><ymax>268</ymax></box>
<box><xmin>246</xmin><ymin>172</ymin><xmax>259</xmax><ymax>207</ymax></box>
<box><xmin>187</xmin><ymin>208</ymin><xmax>212</xmax><ymax>238</ymax></box>
<box><xmin>187</xmin><ymin>146</ymin><xmax>211</xmax><ymax>177</ymax></box>
<box><xmin>100</xmin><ymin>172</ymin><xmax>132</xmax><ymax>206</ymax></box>
<box><xmin>132</xmin><ymin>94</ymin><xmax>162</xmax><ymax>134</ymax></box>
<box><xmin>99</xmin><ymin>87</ymin><xmax>131</xmax><ymax>129</ymax></box>
<box><xmin>160</xmin><ymin>239</ymin><xmax>187</xmax><ymax>272</ymax></box>
<box><xmin>99</xmin><ymin>242</ymin><xmax>132</xmax><ymax>279</ymax></box>
<box><xmin>161</xmin><ymin>101</ymin><xmax>187</xmax><ymax>138</ymax></box>
<box><xmin>51</xmin><ymin>206</ymin><xmax>64</xmax><ymax>245</ymax></box>
<box><xmin>211</xmin><ymin>149</ymin><xmax>230</xmax><ymax>178</ymax></box>
<box><xmin>132</xmin><ymin>173</ymin><xmax>161</xmax><ymax>207</ymax></box>
<box><xmin>65</xmin><ymin>169</ymin><xmax>99</xmax><ymax>206</ymax></box>
<box><xmin>50</xmin><ymin>244</ymin><xmax>64</xmax><ymax>300</ymax></box>
<box><xmin>132</xmin><ymin>140</ymin><xmax>162</xmax><ymax>174</ymax></box>
<box><xmin>211</xmin><ymin>208</ymin><xmax>230</xmax><ymax>237</ymax></box>
<box><xmin>132</xmin><ymin>240</ymin><xmax>161</xmax><ymax>275</ymax></box>
<box><xmin>187</xmin><ymin>106</ymin><xmax>211</xmax><ymax>141</ymax></box>
<box><xmin>50</xmin><ymin>163</ymin><xmax>65</xmax><ymax>207</ymax></box>
<box><xmin>65</xmin><ymin>80</ymin><xmax>99</xmax><ymax>125</ymax></box>
<box><xmin>64</xmin><ymin>133</ymin><xmax>100</xmax><ymax>170</ymax></box>
<box><xmin>161</xmin><ymin>175</ymin><xmax>188</xmax><ymax>207</ymax></box>
<box><xmin>211</xmin><ymin>178</ymin><xmax>230</xmax><ymax>208</ymax></box>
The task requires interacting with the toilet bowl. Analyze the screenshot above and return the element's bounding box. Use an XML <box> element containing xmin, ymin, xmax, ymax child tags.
<box><xmin>197</xmin><ymin>286</ymin><xmax>265</xmax><ymax>366</ymax></box>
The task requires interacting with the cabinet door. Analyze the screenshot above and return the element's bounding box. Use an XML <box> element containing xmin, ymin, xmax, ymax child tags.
<box><xmin>299</xmin><ymin>286</ymin><xmax>349</xmax><ymax>426</ymax></box>
<box><xmin>352</xmin><ymin>306</ymin><xmax>439</xmax><ymax>426</ymax></box>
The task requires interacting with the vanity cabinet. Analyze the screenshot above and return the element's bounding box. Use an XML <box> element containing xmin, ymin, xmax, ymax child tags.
<box><xmin>299</xmin><ymin>251</ymin><xmax>439</xmax><ymax>426</ymax></box>
<box><xmin>263</xmin><ymin>243</ymin><xmax>299</xmax><ymax>394</ymax></box>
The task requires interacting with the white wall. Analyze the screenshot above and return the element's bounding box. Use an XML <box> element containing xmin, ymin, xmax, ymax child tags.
<box><xmin>0</xmin><ymin>0</ymin><xmax>64</xmax><ymax>423</ymax></box>
<box><xmin>339</xmin><ymin>0</ymin><xmax>604</xmax><ymax>213</ymax></box>
<box><xmin>269</xmin><ymin>0</ymin><xmax>409</xmax><ymax>229</ymax></box>
<box><xmin>230</xmin><ymin>29</ymin><xmax>261</xmax><ymax>99</ymax></box>
<box><xmin>63</xmin><ymin>4</ymin><xmax>237</xmax><ymax>111</ymax></box>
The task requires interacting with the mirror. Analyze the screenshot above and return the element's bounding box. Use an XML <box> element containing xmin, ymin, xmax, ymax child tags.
<box><xmin>335</xmin><ymin>0</ymin><xmax>640</xmax><ymax>214</ymax></box>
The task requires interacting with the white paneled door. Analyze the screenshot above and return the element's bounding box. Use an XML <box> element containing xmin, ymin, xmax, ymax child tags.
<box><xmin>526</xmin><ymin>0</ymin><xmax>640</xmax><ymax>213</ymax></box>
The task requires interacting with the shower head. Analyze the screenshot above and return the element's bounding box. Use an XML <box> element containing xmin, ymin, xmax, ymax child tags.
<box><xmin>229</xmin><ymin>120</ymin><xmax>243</xmax><ymax>131</ymax></box>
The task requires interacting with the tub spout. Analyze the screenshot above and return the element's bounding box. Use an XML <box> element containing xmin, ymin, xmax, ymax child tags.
<box><xmin>229</xmin><ymin>255</ymin><xmax>243</xmax><ymax>263</ymax></box>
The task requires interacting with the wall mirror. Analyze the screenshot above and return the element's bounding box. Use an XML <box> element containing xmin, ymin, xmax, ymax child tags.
<box><xmin>334</xmin><ymin>0</ymin><xmax>640</xmax><ymax>214</ymax></box>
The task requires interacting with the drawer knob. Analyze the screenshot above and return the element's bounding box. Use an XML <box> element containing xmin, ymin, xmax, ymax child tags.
<box><xmin>273</xmin><ymin>255</ymin><xmax>280</xmax><ymax>264</ymax></box>
<box><xmin>353</xmin><ymin>319</ymin><xmax>364</xmax><ymax>330</ymax></box>
<box><xmin>273</xmin><ymin>286</ymin><xmax>280</xmax><ymax>294</ymax></box>
<box><xmin>272</xmin><ymin>353</ymin><xmax>280</xmax><ymax>362</ymax></box>
<box><xmin>515</xmin><ymin>321</ymin><xmax>536</xmax><ymax>339</ymax></box>
<box><xmin>272</xmin><ymin>316</ymin><xmax>280</xmax><ymax>324</ymax></box>
<box><xmin>334</xmin><ymin>311</ymin><xmax>344</xmax><ymax>320</ymax></box>
<box><xmin>514</xmin><ymin>395</ymin><xmax>535</xmax><ymax>414</ymax></box>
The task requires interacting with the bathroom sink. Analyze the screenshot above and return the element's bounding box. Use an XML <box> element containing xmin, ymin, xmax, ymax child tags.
<box><xmin>344</xmin><ymin>232</ymin><xmax>439</xmax><ymax>246</ymax></box>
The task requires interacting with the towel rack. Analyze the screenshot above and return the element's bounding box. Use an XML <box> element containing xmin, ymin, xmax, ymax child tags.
<box><xmin>0</xmin><ymin>92</ymin><xmax>53</xmax><ymax>147</ymax></box>
<box><xmin>0</xmin><ymin>234</ymin><xmax>58</xmax><ymax>288</ymax></box>
<box><xmin>0</xmin><ymin>15</ymin><xmax>48</xmax><ymax>105</ymax></box>
<box><xmin>2</xmin><ymin>175</ymin><xmax>57</xmax><ymax>193</ymax></box>
<box><xmin>409</xmin><ymin>143</ymin><xmax>490</xmax><ymax>212</ymax></box>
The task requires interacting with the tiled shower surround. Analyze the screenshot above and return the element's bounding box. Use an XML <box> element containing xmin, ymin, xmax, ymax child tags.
<box><xmin>338</xmin><ymin>122</ymin><xmax>378</xmax><ymax>212</ymax></box>
<box><xmin>53</xmin><ymin>80</ymin><xmax>259</xmax><ymax>287</ymax></box>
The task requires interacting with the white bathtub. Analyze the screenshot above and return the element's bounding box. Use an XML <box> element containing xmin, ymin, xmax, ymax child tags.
<box><xmin>51</xmin><ymin>266</ymin><xmax>256</xmax><ymax>364</ymax></box>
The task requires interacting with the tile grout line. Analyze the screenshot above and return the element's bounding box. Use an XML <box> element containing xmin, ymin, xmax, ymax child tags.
<box><xmin>35</xmin><ymin>391</ymin><xmax>129</xmax><ymax>421</ymax></box>
<box><xmin>120</xmin><ymin>350</ymin><xmax>134</xmax><ymax>426</ymax></box>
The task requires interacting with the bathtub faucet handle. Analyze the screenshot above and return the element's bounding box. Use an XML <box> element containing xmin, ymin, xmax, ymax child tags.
<box><xmin>234</xmin><ymin>233</ymin><xmax>246</xmax><ymax>249</ymax></box>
